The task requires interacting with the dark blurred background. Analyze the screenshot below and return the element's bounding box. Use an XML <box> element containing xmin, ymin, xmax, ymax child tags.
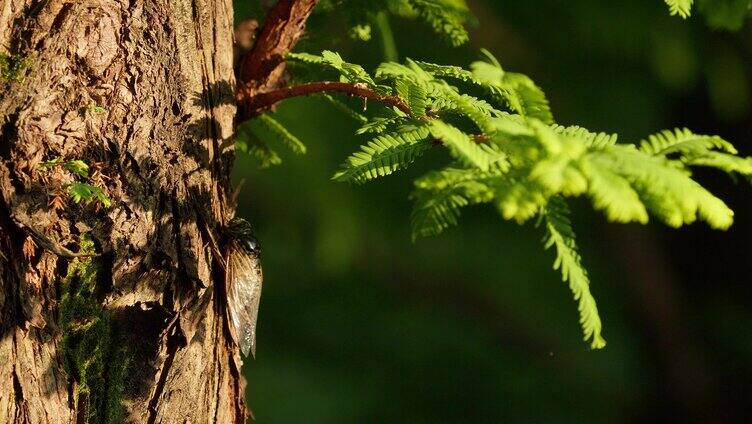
<box><xmin>234</xmin><ymin>1</ymin><xmax>752</xmax><ymax>422</ymax></box>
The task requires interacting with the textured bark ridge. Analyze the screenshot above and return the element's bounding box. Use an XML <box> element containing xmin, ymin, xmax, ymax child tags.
<box><xmin>0</xmin><ymin>0</ymin><xmax>246</xmax><ymax>422</ymax></box>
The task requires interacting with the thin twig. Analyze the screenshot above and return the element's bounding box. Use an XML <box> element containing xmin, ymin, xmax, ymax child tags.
<box><xmin>241</xmin><ymin>81</ymin><xmax>412</xmax><ymax>117</ymax></box>
<box><xmin>239</xmin><ymin>82</ymin><xmax>493</xmax><ymax>148</ymax></box>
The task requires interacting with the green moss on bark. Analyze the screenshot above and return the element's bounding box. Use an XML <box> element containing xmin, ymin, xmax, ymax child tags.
<box><xmin>0</xmin><ymin>52</ymin><xmax>32</xmax><ymax>82</ymax></box>
<box><xmin>59</xmin><ymin>235</ymin><xmax>130</xmax><ymax>423</ymax></box>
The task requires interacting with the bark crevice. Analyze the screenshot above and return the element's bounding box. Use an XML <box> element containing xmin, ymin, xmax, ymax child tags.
<box><xmin>145</xmin><ymin>318</ymin><xmax>183</xmax><ymax>424</ymax></box>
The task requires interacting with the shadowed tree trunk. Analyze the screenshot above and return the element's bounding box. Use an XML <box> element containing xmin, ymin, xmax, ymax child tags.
<box><xmin>0</xmin><ymin>0</ymin><xmax>246</xmax><ymax>421</ymax></box>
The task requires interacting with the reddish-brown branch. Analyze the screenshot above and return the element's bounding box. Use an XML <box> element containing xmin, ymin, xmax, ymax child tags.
<box><xmin>241</xmin><ymin>81</ymin><xmax>412</xmax><ymax>117</ymax></box>
<box><xmin>239</xmin><ymin>0</ymin><xmax>319</xmax><ymax>91</ymax></box>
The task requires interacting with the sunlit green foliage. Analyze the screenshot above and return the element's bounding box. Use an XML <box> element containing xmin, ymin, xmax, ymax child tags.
<box><xmin>69</xmin><ymin>182</ymin><xmax>112</xmax><ymax>207</ymax></box>
<box><xmin>40</xmin><ymin>158</ymin><xmax>112</xmax><ymax>207</ymax></box>
<box><xmin>63</xmin><ymin>159</ymin><xmax>91</xmax><ymax>179</ymax></box>
<box><xmin>321</xmin><ymin>0</ymin><xmax>473</xmax><ymax>46</ymax></box>
<box><xmin>237</xmin><ymin>1</ymin><xmax>752</xmax><ymax>350</ymax></box>
<box><xmin>665</xmin><ymin>0</ymin><xmax>693</xmax><ymax>18</ymax></box>
<box><xmin>332</xmin><ymin>124</ymin><xmax>432</xmax><ymax>183</ymax></box>
<box><xmin>244</xmin><ymin>46</ymin><xmax>752</xmax><ymax>349</ymax></box>
<box><xmin>229</xmin><ymin>0</ymin><xmax>752</xmax><ymax>419</ymax></box>
<box><xmin>542</xmin><ymin>197</ymin><xmax>605</xmax><ymax>348</ymax></box>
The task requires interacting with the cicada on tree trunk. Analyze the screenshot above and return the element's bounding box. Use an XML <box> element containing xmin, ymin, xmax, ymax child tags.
<box><xmin>224</xmin><ymin>218</ymin><xmax>263</xmax><ymax>357</ymax></box>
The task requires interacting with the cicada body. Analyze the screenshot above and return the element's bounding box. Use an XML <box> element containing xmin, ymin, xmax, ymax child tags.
<box><xmin>225</xmin><ymin>218</ymin><xmax>263</xmax><ymax>358</ymax></box>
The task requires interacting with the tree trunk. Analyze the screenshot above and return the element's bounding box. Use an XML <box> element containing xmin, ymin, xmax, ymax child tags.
<box><xmin>0</xmin><ymin>0</ymin><xmax>247</xmax><ymax>422</ymax></box>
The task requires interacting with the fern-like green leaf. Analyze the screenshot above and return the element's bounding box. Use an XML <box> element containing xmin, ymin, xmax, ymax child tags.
<box><xmin>414</xmin><ymin>166</ymin><xmax>506</xmax><ymax>191</ymax></box>
<box><xmin>493</xmin><ymin>176</ymin><xmax>550</xmax><ymax>223</ymax></box>
<box><xmin>591</xmin><ymin>146</ymin><xmax>734</xmax><ymax>229</ymax></box>
<box><xmin>64</xmin><ymin>160</ymin><xmax>90</xmax><ymax>179</ymax></box>
<box><xmin>578</xmin><ymin>158</ymin><xmax>649</xmax><ymax>224</ymax></box>
<box><xmin>639</xmin><ymin>128</ymin><xmax>736</xmax><ymax>157</ymax></box>
<box><xmin>357</xmin><ymin>116</ymin><xmax>409</xmax><ymax>135</ymax></box>
<box><xmin>236</xmin><ymin>127</ymin><xmax>282</xmax><ymax>168</ymax></box>
<box><xmin>639</xmin><ymin>128</ymin><xmax>752</xmax><ymax>178</ymax></box>
<box><xmin>417</xmin><ymin>57</ymin><xmax>553</xmax><ymax>123</ymax></box>
<box><xmin>318</xmin><ymin>93</ymin><xmax>368</xmax><ymax>124</ymax></box>
<box><xmin>552</xmin><ymin>125</ymin><xmax>618</xmax><ymax>149</ymax></box>
<box><xmin>405</xmin><ymin>0</ymin><xmax>470</xmax><ymax>46</ymax></box>
<box><xmin>253</xmin><ymin>114</ymin><xmax>307</xmax><ymax>155</ymax></box>
<box><xmin>334</xmin><ymin>125</ymin><xmax>432</xmax><ymax>183</ymax></box>
<box><xmin>375</xmin><ymin>60</ymin><xmax>434</xmax><ymax>85</ymax></box>
<box><xmin>411</xmin><ymin>170</ymin><xmax>495</xmax><ymax>239</ymax></box>
<box><xmin>68</xmin><ymin>182</ymin><xmax>111</xmax><ymax>207</ymax></box>
<box><xmin>471</xmin><ymin>52</ymin><xmax>553</xmax><ymax>123</ymax></box>
<box><xmin>685</xmin><ymin>152</ymin><xmax>752</xmax><ymax>176</ymax></box>
<box><xmin>288</xmin><ymin>51</ymin><xmax>389</xmax><ymax>93</ymax></box>
<box><xmin>395</xmin><ymin>79</ymin><xmax>428</xmax><ymax>117</ymax></box>
<box><xmin>411</xmin><ymin>190</ymin><xmax>469</xmax><ymax>239</ymax></box>
<box><xmin>470</xmin><ymin>53</ymin><xmax>504</xmax><ymax>83</ymax></box>
<box><xmin>338</xmin><ymin>0</ymin><xmax>472</xmax><ymax>47</ymax></box>
<box><xmin>429</xmin><ymin>121</ymin><xmax>491</xmax><ymax>170</ymax></box>
<box><xmin>665</xmin><ymin>0</ymin><xmax>693</xmax><ymax>18</ymax></box>
<box><xmin>542</xmin><ymin>197</ymin><xmax>606</xmax><ymax>349</ymax></box>
<box><xmin>499</xmin><ymin>72</ymin><xmax>553</xmax><ymax>124</ymax></box>
<box><xmin>415</xmin><ymin>60</ymin><xmax>485</xmax><ymax>86</ymax></box>
<box><xmin>447</xmin><ymin>93</ymin><xmax>499</xmax><ymax>133</ymax></box>
<box><xmin>286</xmin><ymin>52</ymin><xmax>328</xmax><ymax>66</ymax></box>
<box><xmin>320</xmin><ymin>50</ymin><xmax>378</xmax><ymax>86</ymax></box>
<box><xmin>415</xmin><ymin>60</ymin><xmax>538</xmax><ymax>122</ymax></box>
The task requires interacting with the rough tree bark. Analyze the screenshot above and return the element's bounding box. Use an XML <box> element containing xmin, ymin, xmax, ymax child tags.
<box><xmin>0</xmin><ymin>0</ymin><xmax>245</xmax><ymax>422</ymax></box>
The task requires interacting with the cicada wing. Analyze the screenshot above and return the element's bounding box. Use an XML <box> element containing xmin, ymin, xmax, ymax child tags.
<box><xmin>226</xmin><ymin>241</ymin><xmax>263</xmax><ymax>357</ymax></box>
